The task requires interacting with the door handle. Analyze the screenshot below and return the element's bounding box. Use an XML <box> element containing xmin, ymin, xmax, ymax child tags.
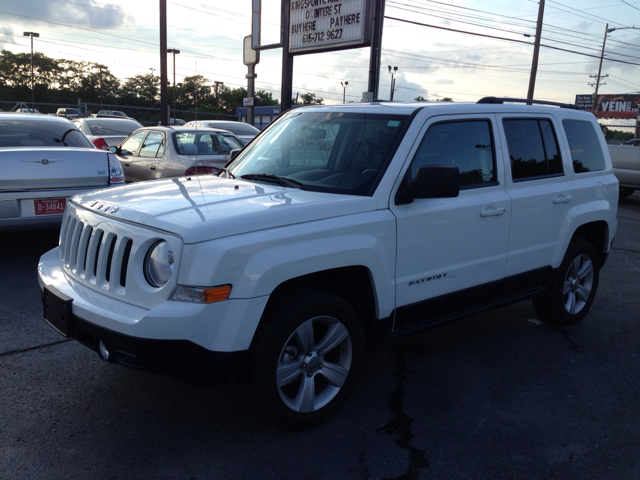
<box><xmin>124</xmin><ymin>163</ymin><xmax>130</xmax><ymax>167</ymax></box>
<box><xmin>553</xmin><ymin>194</ymin><xmax>572</xmax><ymax>204</ymax></box>
<box><xmin>480</xmin><ymin>207</ymin><xmax>506</xmax><ymax>217</ymax></box>
<box><xmin>150</xmin><ymin>166</ymin><xmax>156</xmax><ymax>170</ymax></box>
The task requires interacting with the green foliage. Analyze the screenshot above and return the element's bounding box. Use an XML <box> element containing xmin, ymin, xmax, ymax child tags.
<box><xmin>0</xmin><ymin>48</ymin><xmax>283</xmax><ymax>112</ymax></box>
<box><xmin>603</xmin><ymin>128</ymin><xmax>634</xmax><ymax>141</ymax></box>
<box><xmin>437</xmin><ymin>97</ymin><xmax>453</xmax><ymax>102</ymax></box>
<box><xmin>414</xmin><ymin>96</ymin><xmax>428</xmax><ymax>101</ymax></box>
<box><xmin>293</xmin><ymin>92</ymin><xmax>323</xmax><ymax>105</ymax></box>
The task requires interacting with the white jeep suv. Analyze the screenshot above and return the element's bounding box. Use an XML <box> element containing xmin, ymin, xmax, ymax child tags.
<box><xmin>39</xmin><ymin>98</ymin><xmax>618</xmax><ymax>427</ymax></box>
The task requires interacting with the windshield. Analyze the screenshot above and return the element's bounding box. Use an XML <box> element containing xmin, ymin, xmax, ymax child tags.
<box><xmin>228</xmin><ymin>111</ymin><xmax>409</xmax><ymax>195</ymax></box>
<box><xmin>0</xmin><ymin>119</ymin><xmax>94</xmax><ymax>148</ymax></box>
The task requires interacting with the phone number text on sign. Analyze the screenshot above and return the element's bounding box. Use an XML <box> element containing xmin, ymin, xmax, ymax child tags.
<box><xmin>289</xmin><ymin>0</ymin><xmax>367</xmax><ymax>53</ymax></box>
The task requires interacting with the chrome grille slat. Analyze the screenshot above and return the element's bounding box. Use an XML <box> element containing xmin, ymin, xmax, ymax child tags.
<box><xmin>77</xmin><ymin>226</ymin><xmax>93</xmax><ymax>278</ymax></box>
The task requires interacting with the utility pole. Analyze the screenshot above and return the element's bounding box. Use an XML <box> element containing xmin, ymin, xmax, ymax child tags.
<box><xmin>591</xmin><ymin>23</ymin><xmax>611</xmax><ymax>116</ymax></box>
<box><xmin>23</xmin><ymin>31</ymin><xmax>39</xmax><ymax>110</ymax></box>
<box><xmin>159</xmin><ymin>0</ymin><xmax>168</xmax><ymax>126</ymax></box>
<box><xmin>526</xmin><ymin>0</ymin><xmax>545</xmax><ymax>101</ymax></box>
<box><xmin>96</xmin><ymin>64</ymin><xmax>107</xmax><ymax>104</ymax></box>
<box><xmin>167</xmin><ymin>49</ymin><xmax>180</xmax><ymax>121</ymax></box>
<box><xmin>590</xmin><ymin>25</ymin><xmax>639</xmax><ymax>116</ymax></box>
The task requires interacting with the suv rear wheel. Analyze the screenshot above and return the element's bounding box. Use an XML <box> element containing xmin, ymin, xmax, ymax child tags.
<box><xmin>245</xmin><ymin>288</ymin><xmax>364</xmax><ymax>428</ymax></box>
<box><xmin>533</xmin><ymin>239</ymin><xmax>600</xmax><ymax>326</ymax></box>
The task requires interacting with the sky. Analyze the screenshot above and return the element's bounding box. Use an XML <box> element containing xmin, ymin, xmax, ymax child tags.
<box><xmin>1</xmin><ymin>0</ymin><xmax>640</xmax><ymax>107</ymax></box>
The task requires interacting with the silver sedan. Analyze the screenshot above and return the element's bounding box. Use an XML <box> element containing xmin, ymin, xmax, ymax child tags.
<box><xmin>109</xmin><ymin>126</ymin><xmax>244</xmax><ymax>183</ymax></box>
<box><xmin>1</xmin><ymin>113</ymin><xmax>126</xmax><ymax>230</ymax></box>
<box><xmin>72</xmin><ymin>117</ymin><xmax>143</xmax><ymax>150</ymax></box>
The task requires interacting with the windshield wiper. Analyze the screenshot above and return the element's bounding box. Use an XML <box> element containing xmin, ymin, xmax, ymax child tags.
<box><xmin>240</xmin><ymin>173</ymin><xmax>303</xmax><ymax>189</ymax></box>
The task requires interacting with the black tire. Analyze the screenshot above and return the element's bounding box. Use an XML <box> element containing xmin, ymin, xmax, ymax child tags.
<box><xmin>244</xmin><ymin>288</ymin><xmax>365</xmax><ymax>428</ymax></box>
<box><xmin>533</xmin><ymin>239</ymin><xmax>600</xmax><ymax>326</ymax></box>
<box><xmin>620</xmin><ymin>187</ymin><xmax>635</xmax><ymax>199</ymax></box>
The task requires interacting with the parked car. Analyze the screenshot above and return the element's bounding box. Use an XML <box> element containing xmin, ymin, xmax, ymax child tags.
<box><xmin>183</xmin><ymin>120</ymin><xmax>260</xmax><ymax>143</ymax></box>
<box><xmin>161</xmin><ymin>118</ymin><xmax>186</xmax><ymax>125</ymax></box>
<box><xmin>38</xmin><ymin>98</ymin><xmax>618</xmax><ymax>427</ymax></box>
<box><xmin>622</xmin><ymin>138</ymin><xmax>640</xmax><ymax>146</ymax></box>
<box><xmin>72</xmin><ymin>117</ymin><xmax>143</xmax><ymax>150</ymax></box>
<box><xmin>95</xmin><ymin>110</ymin><xmax>136</xmax><ymax>121</ymax></box>
<box><xmin>16</xmin><ymin>108</ymin><xmax>41</xmax><ymax>114</ymax></box>
<box><xmin>108</xmin><ymin>126</ymin><xmax>244</xmax><ymax>183</ymax></box>
<box><xmin>608</xmin><ymin>143</ymin><xmax>640</xmax><ymax>197</ymax></box>
<box><xmin>0</xmin><ymin>114</ymin><xmax>125</xmax><ymax>229</ymax></box>
<box><xmin>56</xmin><ymin>108</ymin><xmax>81</xmax><ymax>119</ymax></box>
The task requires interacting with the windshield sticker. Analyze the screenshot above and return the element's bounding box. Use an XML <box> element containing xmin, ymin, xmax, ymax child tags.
<box><xmin>387</xmin><ymin>120</ymin><xmax>401</xmax><ymax>127</ymax></box>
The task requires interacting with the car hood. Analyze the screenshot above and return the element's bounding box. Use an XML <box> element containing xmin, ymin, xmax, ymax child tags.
<box><xmin>71</xmin><ymin>175</ymin><xmax>377</xmax><ymax>244</ymax></box>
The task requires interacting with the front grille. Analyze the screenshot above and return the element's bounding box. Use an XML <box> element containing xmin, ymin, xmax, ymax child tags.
<box><xmin>61</xmin><ymin>218</ymin><xmax>133</xmax><ymax>292</ymax></box>
<box><xmin>58</xmin><ymin>203</ymin><xmax>183</xmax><ymax>309</ymax></box>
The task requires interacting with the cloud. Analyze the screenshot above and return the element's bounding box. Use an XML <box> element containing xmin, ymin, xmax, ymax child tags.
<box><xmin>7</xmin><ymin>0</ymin><xmax>133</xmax><ymax>30</ymax></box>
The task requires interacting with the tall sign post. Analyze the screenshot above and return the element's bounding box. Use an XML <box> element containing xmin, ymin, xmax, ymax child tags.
<box><xmin>243</xmin><ymin>35</ymin><xmax>260</xmax><ymax>127</ymax></box>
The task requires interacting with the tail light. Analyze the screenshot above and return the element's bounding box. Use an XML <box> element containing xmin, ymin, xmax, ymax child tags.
<box><xmin>108</xmin><ymin>153</ymin><xmax>125</xmax><ymax>184</ymax></box>
<box><xmin>92</xmin><ymin>137</ymin><xmax>109</xmax><ymax>150</ymax></box>
<box><xmin>185</xmin><ymin>166</ymin><xmax>220</xmax><ymax>176</ymax></box>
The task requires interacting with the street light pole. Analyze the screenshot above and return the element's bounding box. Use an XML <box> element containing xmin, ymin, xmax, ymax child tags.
<box><xmin>23</xmin><ymin>31</ymin><xmax>39</xmax><ymax>110</ymax></box>
<box><xmin>341</xmin><ymin>81</ymin><xmax>349</xmax><ymax>103</ymax></box>
<box><xmin>167</xmin><ymin>49</ymin><xmax>180</xmax><ymax>121</ymax></box>
<box><xmin>388</xmin><ymin>66</ymin><xmax>398</xmax><ymax>101</ymax></box>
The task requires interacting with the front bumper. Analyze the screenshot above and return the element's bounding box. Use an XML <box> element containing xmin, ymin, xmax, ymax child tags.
<box><xmin>38</xmin><ymin>247</ymin><xmax>269</xmax><ymax>383</ymax></box>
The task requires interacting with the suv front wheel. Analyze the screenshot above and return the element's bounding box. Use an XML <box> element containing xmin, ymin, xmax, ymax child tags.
<box><xmin>533</xmin><ymin>239</ymin><xmax>600</xmax><ymax>326</ymax></box>
<box><xmin>244</xmin><ymin>288</ymin><xmax>364</xmax><ymax>428</ymax></box>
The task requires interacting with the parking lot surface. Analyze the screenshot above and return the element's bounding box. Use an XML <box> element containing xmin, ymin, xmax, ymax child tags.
<box><xmin>1</xmin><ymin>194</ymin><xmax>639</xmax><ymax>479</ymax></box>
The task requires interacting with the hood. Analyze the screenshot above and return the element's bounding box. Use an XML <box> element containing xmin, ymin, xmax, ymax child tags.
<box><xmin>71</xmin><ymin>175</ymin><xmax>377</xmax><ymax>244</ymax></box>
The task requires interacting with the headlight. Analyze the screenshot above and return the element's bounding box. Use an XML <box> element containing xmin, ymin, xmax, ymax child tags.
<box><xmin>144</xmin><ymin>241</ymin><xmax>174</xmax><ymax>287</ymax></box>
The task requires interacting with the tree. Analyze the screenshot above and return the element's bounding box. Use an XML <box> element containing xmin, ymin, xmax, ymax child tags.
<box><xmin>118</xmin><ymin>73</ymin><xmax>158</xmax><ymax>104</ymax></box>
<box><xmin>180</xmin><ymin>75</ymin><xmax>212</xmax><ymax>109</ymax></box>
<box><xmin>437</xmin><ymin>97</ymin><xmax>453</xmax><ymax>102</ymax></box>
<box><xmin>414</xmin><ymin>96</ymin><xmax>428</xmax><ymax>101</ymax></box>
<box><xmin>294</xmin><ymin>92</ymin><xmax>323</xmax><ymax>105</ymax></box>
<box><xmin>255</xmin><ymin>89</ymin><xmax>279</xmax><ymax>106</ymax></box>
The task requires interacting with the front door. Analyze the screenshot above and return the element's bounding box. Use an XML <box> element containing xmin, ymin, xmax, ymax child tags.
<box><xmin>391</xmin><ymin>115</ymin><xmax>511</xmax><ymax>330</ymax></box>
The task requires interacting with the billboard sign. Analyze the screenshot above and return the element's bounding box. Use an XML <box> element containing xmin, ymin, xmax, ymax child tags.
<box><xmin>289</xmin><ymin>0</ymin><xmax>372</xmax><ymax>54</ymax></box>
<box><xmin>575</xmin><ymin>93</ymin><xmax>640</xmax><ymax>119</ymax></box>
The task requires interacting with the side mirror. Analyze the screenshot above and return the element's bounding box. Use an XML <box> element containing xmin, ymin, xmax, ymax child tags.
<box><xmin>398</xmin><ymin>165</ymin><xmax>460</xmax><ymax>203</ymax></box>
<box><xmin>229</xmin><ymin>149</ymin><xmax>241</xmax><ymax>162</ymax></box>
<box><xmin>108</xmin><ymin>146</ymin><xmax>117</xmax><ymax>153</ymax></box>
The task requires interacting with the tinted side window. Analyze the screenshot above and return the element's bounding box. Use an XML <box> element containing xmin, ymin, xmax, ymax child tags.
<box><xmin>409</xmin><ymin>120</ymin><xmax>496</xmax><ymax>188</ymax></box>
<box><xmin>562</xmin><ymin>119</ymin><xmax>606</xmax><ymax>173</ymax></box>
<box><xmin>503</xmin><ymin>119</ymin><xmax>563</xmax><ymax>181</ymax></box>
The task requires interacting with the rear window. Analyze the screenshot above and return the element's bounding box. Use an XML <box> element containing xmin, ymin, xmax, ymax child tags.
<box><xmin>174</xmin><ymin>131</ymin><xmax>244</xmax><ymax>155</ymax></box>
<box><xmin>562</xmin><ymin>119</ymin><xmax>606</xmax><ymax>173</ymax></box>
<box><xmin>0</xmin><ymin>118</ymin><xmax>94</xmax><ymax>148</ymax></box>
<box><xmin>503</xmin><ymin>118</ymin><xmax>563</xmax><ymax>181</ymax></box>
<box><xmin>86</xmin><ymin>119</ymin><xmax>142</xmax><ymax>136</ymax></box>
<box><xmin>206</xmin><ymin>122</ymin><xmax>260</xmax><ymax>136</ymax></box>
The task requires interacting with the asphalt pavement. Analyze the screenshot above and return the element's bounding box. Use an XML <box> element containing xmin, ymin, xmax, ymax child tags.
<box><xmin>1</xmin><ymin>194</ymin><xmax>639</xmax><ymax>480</ymax></box>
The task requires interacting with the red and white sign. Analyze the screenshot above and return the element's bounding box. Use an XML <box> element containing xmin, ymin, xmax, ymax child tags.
<box><xmin>243</xmin><ymin>97</ymin><xmax>255</xmax><ymax>107</ymax></box>
<box><xmin>34</xmin><ymin>198</ymin><xmax>66</xmax><ymax>216</ymax></box>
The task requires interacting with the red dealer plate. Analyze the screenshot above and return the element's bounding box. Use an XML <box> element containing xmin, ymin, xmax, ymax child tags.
<box><xmin>34</xmin><ymin>198</ymin><xmax>66</xmax><ymax>216</ymax></box>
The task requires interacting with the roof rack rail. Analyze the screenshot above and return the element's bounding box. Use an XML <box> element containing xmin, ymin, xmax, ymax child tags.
<box><xmin>477</xmin><ymin>97</ymin><xmax>579</xmax><ymax>110</ymax></box>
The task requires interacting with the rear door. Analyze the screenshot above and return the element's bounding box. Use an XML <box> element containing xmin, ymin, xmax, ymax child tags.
<box><xmin>495</xmin><ymin>114</ymin><xmax>570</xmax><ymax>276</ymax></box>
